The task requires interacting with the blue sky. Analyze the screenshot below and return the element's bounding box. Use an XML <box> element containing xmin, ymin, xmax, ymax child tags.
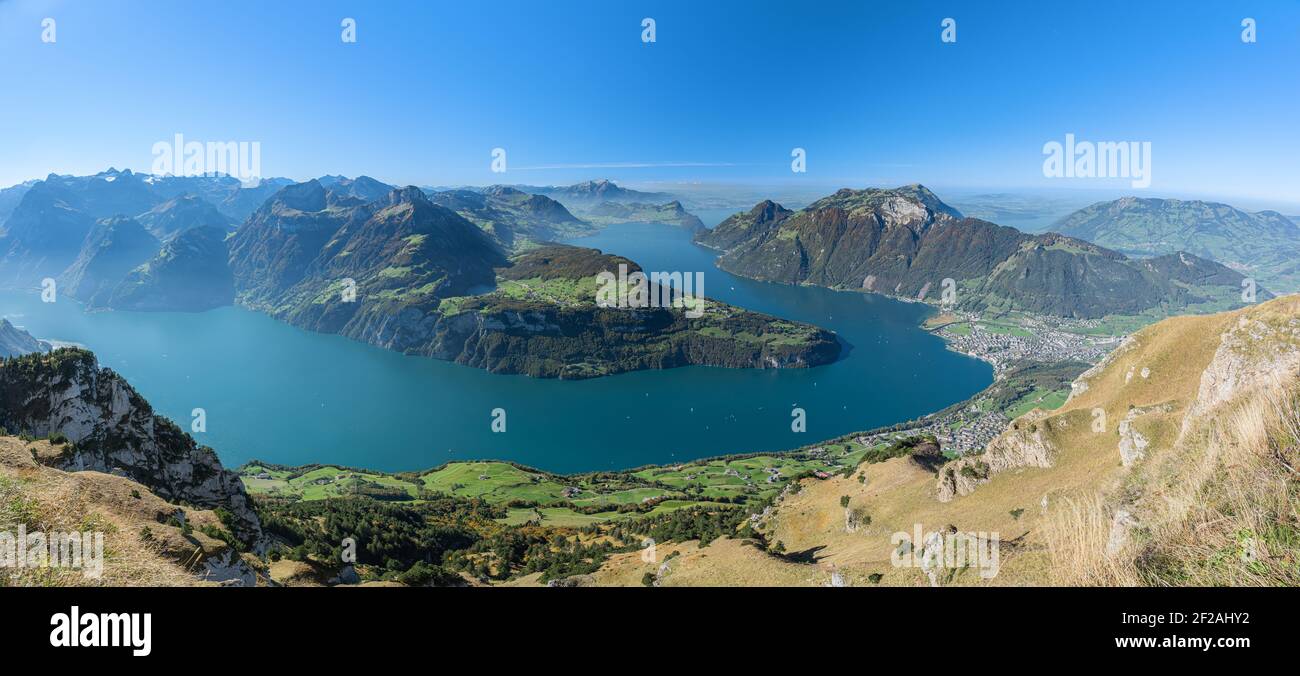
<box><xmin>1</xmin><ymin>0</ymin><xmax>1298</xmax><ymax>206</ymax></box>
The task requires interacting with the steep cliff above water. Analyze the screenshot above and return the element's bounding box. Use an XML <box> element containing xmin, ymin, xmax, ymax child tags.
<box><xmin>0</xmin><ymin>348</ymin><xmax>261</xmax><ymax>547</ymax></box>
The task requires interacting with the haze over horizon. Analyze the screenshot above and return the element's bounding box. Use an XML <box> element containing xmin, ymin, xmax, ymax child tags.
<box><xmin>2</xmin><ymin>0</ymin><xmax>1298</xmax><ymax>208</ymax></box>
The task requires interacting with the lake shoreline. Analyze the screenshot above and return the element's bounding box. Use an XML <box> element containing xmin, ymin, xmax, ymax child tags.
<box><xmin>0</xmin><ymin>224</ymin><xmax>994</xmax><ymax>474</ymax></box>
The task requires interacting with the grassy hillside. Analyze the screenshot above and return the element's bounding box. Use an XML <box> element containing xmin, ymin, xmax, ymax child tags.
<box><xmin>572</xmin><ymin>295</ymin><xmax>1300</xmax><ymax>586</ymax></box>
<box><xmin>1053</xmin><ymin>196</ymin><xmax>1300</xmax><ymax>292</ymax></box>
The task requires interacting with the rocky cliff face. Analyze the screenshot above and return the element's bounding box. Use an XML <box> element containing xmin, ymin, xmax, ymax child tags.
<box><xmin>706</xmin><ymin>186</ymin><xmax>975</xmax><ymax>294</ymax></box>
<box><xmin>936</xmin><ymin>410</ymin><xmax>1058</xmax><ymax>501</ymax></box>
<box><xmin>0</xmin><ymin>349</ymin><xmax>261</xmax><ymax>546</ymax></box>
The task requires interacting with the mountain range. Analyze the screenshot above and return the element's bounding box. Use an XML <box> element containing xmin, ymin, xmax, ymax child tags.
<box><xmin>697</xmin><ymin>185</ymin><xmax>1262</xmax><ymax>319</ymax></box>
<box><xmin>518</xmin><ymin>179</ymin><xmax>674</xmax><ymax>207</ymax></box>
<box><xmin>0</xmin><ymin>169</ymin><xmax>1283</xmax><ymax>378</ymax></box>
<box><xmin>136</xmin><ymin>193</ymin><xmax>234</xmax><ymax>240</ymax></box>
<box><xmin>0</xmin><ymin>169</ymin><xmax>268</xmax><ymax>286</ymax></box>
<box><xmin>0</xmin><ymin>171</ymin><xmax>833</xmax><ymax>378</ymax></box>
<box><xmin>231</xmin><ymin>182</ymin><xmax>838</xmax><ymax>377</ymax></box>
<box><xmin>451</xmin><ymin>179</ymin><xmax>703</xmax><ymax>235</ymax></box>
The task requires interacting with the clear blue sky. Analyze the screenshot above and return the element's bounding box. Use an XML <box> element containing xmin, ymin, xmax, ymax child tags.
<box><xmin>2</xmin><ymin>0</ymin><xmax>1297</xmax><ymax>204</ymax></box>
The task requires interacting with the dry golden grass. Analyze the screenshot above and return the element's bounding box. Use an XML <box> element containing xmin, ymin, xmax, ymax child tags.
<box><xmin>1039</xmin><ymin>493</ymin><xmax>1138</xmax><ymax>586</ymax></box>
<box><xmin>1038</xmin><ymin>296</ymin><xmax>1300</xmax><ymax>586</ymax></box>
<box><xmin>583</xmin><ymin>538</ymin><xmax>842</xmax><ymax>587</ymax></box>
<box><xmin>0</xmin><ymin>436</ymin><xmax>227</xmax><ymax>587</ymax></box>
<box><xmin>1127</xmin><ymin>382</ymin><xmax>1300</xmax><ymax>586</ymax></box>
<box><xmin>268</xmin><ymin>559</ymin><xmax>326</xmax><ymax>587</ymax></box>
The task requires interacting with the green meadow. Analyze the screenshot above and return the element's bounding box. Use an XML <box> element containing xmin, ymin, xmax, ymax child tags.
<box><xmin>239</xmin><ymin>437</ymin><xmax>880</xmax><ymax>528</ymax></box>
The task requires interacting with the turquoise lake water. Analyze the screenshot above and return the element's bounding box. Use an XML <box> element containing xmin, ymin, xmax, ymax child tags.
<box><xmin>0</xmin><ymin>220</ymin><xmax>991</xmax><ymax>473</ymax></box>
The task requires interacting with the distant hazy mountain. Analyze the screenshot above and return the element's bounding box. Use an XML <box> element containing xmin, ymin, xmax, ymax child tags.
<box><xmin>0</xmin><ymin>319</ymin><xmax>50</xmax><ymax>357</ymax></box>
<box><xmin>0</xmin><ymin>169</ymin><xmax>297</xmax><ymax>286</ymax></box>
<box><xmin>698</xmin><ymin>185</ymin><xmax>1259</xmax><ymax>319</ymax></box>
<box><xmin>1052</xmin><ymin>197</ymin><xmax>1300</xmax><ymax>291</ymax></box>
<box><xmin>516</xmin><ymin>179</ymin><xmax>675</xmax><ymax>208</ymax></box>
<box><xmin>59</xmin><ymin>217</ymin><xmax>160</xmax><ymax>306</ymax></box>
<box><xmin>578</xmin><ymin>200</ymin><xmax>706</xmax><ymax>232</ymax></box>
<box><xmin>107</xmin><ymin>225</ymin><xmax>234</xmax><ymax>312</ymax></box>
<box><xmin>146</xmin><ymin>173</ymin><xmax>245</xmax><ymax>207</ymax></box>
<box><xmin>40</xmin><ymin>169</ymin><xmax>161</xmax><ymax>219</ymax></box>
<box><xmin>0</xmin><ymin>180</ymin><xmax>36</xmax><ymax>231</ymax></box>
<box><xmin>944</xmin><ymin>192</ymin><xmax>1103</xmax><ymax>233</ymax></box>
<box><xmin>136</xmin><ymin>194</ymin><xmax>233</xmax><ymax>240</ymax></box>
<box><xmin>490</xmin><ymin>179</ymin><xmax>702</xmax><ymax>235</ymax></box>
<box><xmin>147</xmin><ymin>174</ymin><xmax>296</xmax><ymax>223</ymax></box>
<box><xmin>0</xmin><ymin>170</ymin><xmax>158</xmax><ymax>284</ymax></box>
<box><xmin>317</xmin><ymin>175</ymin><xmax>395</xmax><ymax>203</ymax></box>
<box><xmin>427</xmin><ymin>185</ymin><xmax>593</xmax><ymax>248</ymax></box>
<box><xmin>213</xmin><ymin>177</ymin><xmax>296</xmax><ymax>222</ymax></box>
